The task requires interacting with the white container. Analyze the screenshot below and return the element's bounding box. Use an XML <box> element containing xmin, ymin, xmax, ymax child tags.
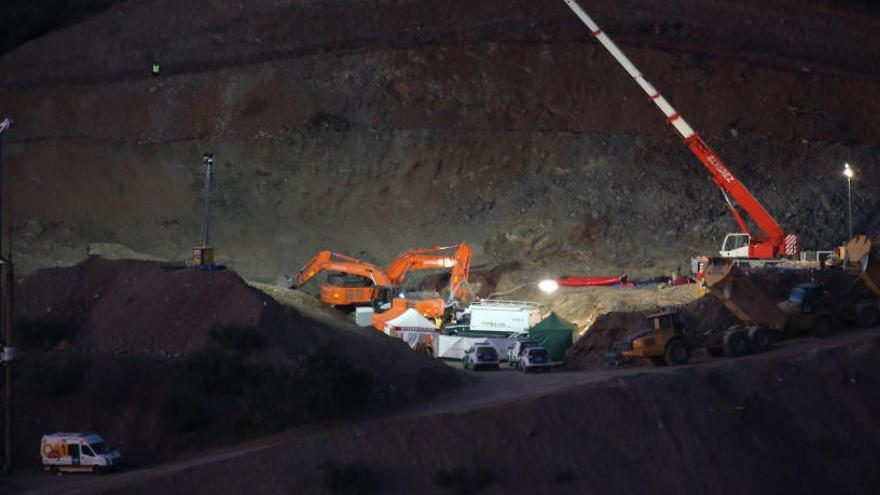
<box><xmin>354</xmin><ymin>307</ymin><xmax>375</xmax><ymax>327</ymax></box>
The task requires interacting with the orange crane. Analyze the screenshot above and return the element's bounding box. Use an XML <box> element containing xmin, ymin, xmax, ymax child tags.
<box><xmin>561</xmin><ymin>0</ymin><xmax>801</xmax><ymax>261</ymax></box>
<box><xmin>278</xmin><ymin>251</ymin><xmax>393</xmax><ymax>306</ymax></box>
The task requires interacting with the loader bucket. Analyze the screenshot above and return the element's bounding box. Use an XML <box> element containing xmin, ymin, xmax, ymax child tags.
<box><xmin>845</xmin><ymin>235</ymin><xmax>880</xmax><ymax>299</ymax></box>
<box><xmin>703</xmin><ymin>258</ymin><xmax>786</xmax><ymax>331</ymax></box>
<box><xmin>845</xmin><ymin>235</ymin><xmax>873</xmax><ymax>271</ymax></box>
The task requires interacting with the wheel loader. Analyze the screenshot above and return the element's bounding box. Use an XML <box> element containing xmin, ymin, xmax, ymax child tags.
<box><xmin>612</xmin><ymin>259</ymin><xmax>837</xmax><ymax>366</ymax></box>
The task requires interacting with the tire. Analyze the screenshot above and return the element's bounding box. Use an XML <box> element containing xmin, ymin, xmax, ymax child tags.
<box><xmin>649</xmin><ymin>356</ymin><xmax>667</xmax><ymax>367</ymax></box>
<box><xmin>707</xmin><ymin>347</ymin><xmax>724</xmax><ymax>357</ymax></box>
<box><xmin>857</xmin><ymin>304</ymin><xmax>880</xmax><ymax>328</ymax></box>
<box><xmin>723</xmin><ymin>329</ymin><xmax>749</xmax><ymax>357</ymax></box>
<box><xmin>747</xmin><ymin>326</ymin><xmax>773</xmax><ymax>354</ymax></box>
<box><xmin>463</xmin><ymin>358</ymin><xmax>470</xmax><ymax>370</ymax></box>
<box><xmin>664</xmin><ymin>339</ymin><xmax>691</xmax><ymax>366</ymax></box>
<box><xmin>812</xmin><ymin>315</ymin><xmax>834</xmax><ymax>338</ymax></box>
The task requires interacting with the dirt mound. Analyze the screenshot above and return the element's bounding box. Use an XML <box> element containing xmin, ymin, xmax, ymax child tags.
<box><xmin>95</xmin><ymin>330</ymin><xmax>880</xmax><ymax>494</ymax></box>
<box><xmin>16</xmin><ymin>257</ymin><xmax>286</xmax><ymax>356</ymax></box>
<box><xmin>565</xmin><ymin>266</ymin><xmax>863</xmax><ymax>368</ymax></box>
<box><xmin>11</xmin><ymin>258</ymin><xmax>463</xmax><ymax>467</ymax></box>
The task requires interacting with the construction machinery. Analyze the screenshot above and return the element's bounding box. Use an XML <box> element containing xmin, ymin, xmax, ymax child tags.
<box><xmin>843</xmin><ymin>234</ymin><xmax>880</xmax><ymax>327</ymax></box>
<box><xmin>561</xmin><ymin>0</ymin><xmax>800</xmax><ymax>263</ymax></box>
<box><xmin>386</xmin><ymin>243</ymin><xmax>473</xmax><ymax>302</ymax></box>
<box><xmin>614</xmin><ymin>258</ymin><xmax>838</xmax><ymax>366</ymax></box>
<box><xmin>371</xmin><ymin>243</ymin><xmax>474</xmax><ymax>331</ymax></box>
<box><xmin>279</xmin><ymin>251</ymin><xmax>394</xmax><ymax>307</ymax></box>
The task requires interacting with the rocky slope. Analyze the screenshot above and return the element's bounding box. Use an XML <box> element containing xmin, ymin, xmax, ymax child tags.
<box><xmin>1</xmin><ymin>0</ymin><xmax>879</xmax><ymax>299</ymax></box>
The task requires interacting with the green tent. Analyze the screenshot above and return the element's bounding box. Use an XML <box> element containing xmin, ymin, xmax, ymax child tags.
<box><xmin>528</xmin><ymin>312</ymin><xmax>576</xmax><ymax>363</ymax></box>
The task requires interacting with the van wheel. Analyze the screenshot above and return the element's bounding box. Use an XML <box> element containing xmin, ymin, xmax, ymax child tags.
<box><xmin>649</xmin><ymin>356</ymin><xmax>667</xmax><ymax>367</ymax></box>
<box><xmin>723</xmin><ymin>329</ymin><xmax>749</xmax><ymax>357</ymax></box>
<box><xmin>748</xmin><ymin>326</ymin><xmax>773</xmax><ymax>353</ymax></box>
<box><xmin>812</xmin><ymin>315</ymin><xmax>834</xmax><ymax>338</ymax></box>
<box><xmin>857</xmin><ymin>304</ymin><xmax>880</xmax><ymax>328</ymax></box>
<box><xmin>664</xmin><ymin>339</ymin><xmax>691</xmax><ymax>365</ymax></box>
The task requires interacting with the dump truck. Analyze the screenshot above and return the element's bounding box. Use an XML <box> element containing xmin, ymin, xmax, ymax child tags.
<box><xmin>614</xmin><ymin>259</ymin><xmax>838</xmax><ymax>366</ymax></box>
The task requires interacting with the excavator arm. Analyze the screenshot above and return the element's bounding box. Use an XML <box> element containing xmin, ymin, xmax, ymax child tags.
<box><xmin>560</xmin><ymin>0</ymin><xmax>798</xmax><ymax>259</ymax></box>
<box><xmin>386</xmin><ymin>243</ymin><xmax>473</xmax><ymax>301</ymax></box>
<box><xmin>294</xmin><ymin>251</ymin><xmax>392</xmax><ymax>287</ymax></box>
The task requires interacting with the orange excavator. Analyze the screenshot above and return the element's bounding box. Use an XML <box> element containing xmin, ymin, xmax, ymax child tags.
<box><xmin>371</xmin><ymin>243</ymin><xmax>474</xmax><ymax>331</ymax></box>
<box><xmin>277</xmin><ymin>251</ymin><xmax>394</xmax><ymax>306</ymax></box>
<box><xmin>386</xmin><ymin>243</ymin><xmax>473</xmax><ymax>300</ymax></box>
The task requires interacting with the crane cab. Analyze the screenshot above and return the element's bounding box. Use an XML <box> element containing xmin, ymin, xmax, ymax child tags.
<box><xmin>720</xmin><ymin>233</ymin><xmax>751</xmax><ymax>258</ymax></box>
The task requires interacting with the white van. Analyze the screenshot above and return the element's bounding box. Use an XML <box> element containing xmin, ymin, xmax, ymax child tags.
<box><xmin>41</xmin><ymin>432</ymin><xmax>122</xmax><ymax>474</ymax></box>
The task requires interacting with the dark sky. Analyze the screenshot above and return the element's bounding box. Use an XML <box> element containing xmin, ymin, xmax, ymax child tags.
<box><xmin>0</xmin><ymin>0</ymin><xmax>121</xmax><ymax>55</ymax></box>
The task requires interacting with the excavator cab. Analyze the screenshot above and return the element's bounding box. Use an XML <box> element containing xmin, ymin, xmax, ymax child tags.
<box><xmin>613</xmin><ymin>311</ymin><xmax>692</xmax><ymax>366</ymax></box>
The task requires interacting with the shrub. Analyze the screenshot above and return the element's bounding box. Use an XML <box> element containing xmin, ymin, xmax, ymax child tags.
<box><xmin>15</xmin><ymin>319</ymin><xmax>79</xmax><ymax>348</ymax></box>
<box><xmin>185</xmin><ymin>347</ymin><xmax>246</xmax><ymax>395</ymax></box>
<box><xmin>553</xmin><ymin>469</ymin><xmax>574</xmax><ymax>485</ymax></box>
<box><xmin>319</xmin><ymin>461</ymin><xmax>377</xmax><ymax>495</ymax></box>
<box><xmin>433</xmin><ymin>465</ymin><xmax>495</xmax><ymax>495</ymax></box>
<box><xmin>298</xmin><ymin>351</ymin><xmax>374</xmax><ymax>419</ymax></box>
<box><xmin>160</xmin><ymin>385</ymin><xmax>211</xmax><ymax>434</ymax></box>
<box><xmin>208</xmin><ymin>324</ymin><xmax>263</xmax><ymax>353</ymax></box>
<box><xmin>24</xmin><ymin>355</ymin><xmax>88</xmax><ymax>396</ymax></box>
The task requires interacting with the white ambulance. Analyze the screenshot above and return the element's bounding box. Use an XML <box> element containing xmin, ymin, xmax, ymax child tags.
<box><xmin>41</xmin><ymin>432</ymin><xmax>122</xmax><ymax>474</ymax></box>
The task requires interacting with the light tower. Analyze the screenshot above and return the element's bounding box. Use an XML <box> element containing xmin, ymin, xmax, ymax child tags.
<box><xmin>191</xmin><ymin>152</ymin><xmax>217</xmax><ymax>269</ymax></box>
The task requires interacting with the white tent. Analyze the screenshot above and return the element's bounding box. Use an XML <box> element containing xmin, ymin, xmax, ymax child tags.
<box><xmin>384</xmin><ymin>308</ymin><xmax>437</xmax><ymax>335</ymax></box>
<box><xmin>384</xmin><ymin>308</ymin><xmax>438</xmax><ymax>350</ymax></box>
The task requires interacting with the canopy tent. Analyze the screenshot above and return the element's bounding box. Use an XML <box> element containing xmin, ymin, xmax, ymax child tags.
<box><xmin>528</xmin><ymin>312</ymin><xmax>576</xmax><ymax>363</ymax></box>
<box><xmin>384</xmin><ymin>308</ymin><xmax>437</xmax><ymax>334</ymax></box>
<box><xmin>385</xmin><ymin>308</ymin><xmax>438</xmax><ymax>350</ymax></box>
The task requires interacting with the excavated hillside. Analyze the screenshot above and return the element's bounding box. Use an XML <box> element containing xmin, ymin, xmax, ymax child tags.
<box><xmin>1</xmin><ymin>0</ymin><xmax>879</xmax><ymax>301</ymax></box>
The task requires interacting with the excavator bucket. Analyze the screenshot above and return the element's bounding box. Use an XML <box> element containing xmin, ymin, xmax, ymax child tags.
<box><xmin>845</xmin><ymin>235</ymin><xmax>873</xmax><ymax>271</ymax></box>
<box><xmin>845</xmin><ymin>235</ymin><xmax>880</xmax><ymax>299</ymax></box>
<box><xmin>703</xmin><ymin>258</ymin><xmax>786</xmax><ymax>331</ymax></box>
<box><xmin>276</xmin><ymin>274</ymin><xmax>295</xmax><ymax>289</ymax></box>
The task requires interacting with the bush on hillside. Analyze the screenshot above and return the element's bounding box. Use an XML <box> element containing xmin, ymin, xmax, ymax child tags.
<box><xmin>15</xmin><ymin>318</ymin><xmax>79</xmax><ymax>348</ymax></box>
<box><xmin>208</xmin><ymin>324</ymin><xmax>263</xmax><ymax>353</ymax></box>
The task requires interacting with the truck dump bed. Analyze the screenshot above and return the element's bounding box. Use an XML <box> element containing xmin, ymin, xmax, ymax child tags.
<box><xmin>846</xmin><ymin>235</ymin><xmax>880</xmax><ymax>299</ymax></box>
<box><xmin>703</xmin><ymin>259</ymin><xmax>786</xmax><ymax>331</ymax></box>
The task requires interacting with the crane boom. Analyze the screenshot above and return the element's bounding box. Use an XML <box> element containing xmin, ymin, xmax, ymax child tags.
<box><xmin>560</xmin><ymin>0</ymin><xmax>798</xmax><ymax>259</ymax></box>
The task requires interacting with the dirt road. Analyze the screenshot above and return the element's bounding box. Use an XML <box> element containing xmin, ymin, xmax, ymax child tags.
<box><xmin>10</xmin><ymin>326</ymin><xmax>880</xmax><ymax>494</ymax></box>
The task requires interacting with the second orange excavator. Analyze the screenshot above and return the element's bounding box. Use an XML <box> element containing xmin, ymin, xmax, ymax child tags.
<box><xmin>371</xmin><ymin>243</ymin><xmax>474</xmax><ymax>328</ymax></box>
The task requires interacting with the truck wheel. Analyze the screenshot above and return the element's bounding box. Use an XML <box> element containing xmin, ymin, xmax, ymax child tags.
<box><xmin>812</xmin><ymin>315</ymin><xmax>834</xmax><ymax>338</ymax></box>
<box><xmin>748</xmin><ymin>326</ymin><xmax>773</xmax><ymax>354</ymax></box>
<box><xmin>664</xmin><ymin>339</ymin><xmax>691</xmax><ymax>365</ymax></box>
<box><xmin>649</xmin><ymin>356</ymin><xmax>667</xmax><ymax>367</ymax></box>
<box><xmin>723</xmin><ymin>329</ymin><xmax>749</xmax><ymax>357</ymax></box>
<box><xmin>857</xmin><ymin>304</ymin><xmax>880</xmax><ymax>328</ymax></box>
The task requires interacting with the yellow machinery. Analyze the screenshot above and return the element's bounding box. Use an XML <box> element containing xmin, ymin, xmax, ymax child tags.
<box><xmin>614</xmin><ymin>258</ymin><xmax>840</xmax><ymax>366</ymax></box>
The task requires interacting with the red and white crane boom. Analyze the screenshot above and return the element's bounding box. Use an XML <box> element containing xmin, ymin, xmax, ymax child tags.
<box><xmin>560</xmin><ymin>0</ymin><xmax>799</xmax><ymax>259</ymax></box>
